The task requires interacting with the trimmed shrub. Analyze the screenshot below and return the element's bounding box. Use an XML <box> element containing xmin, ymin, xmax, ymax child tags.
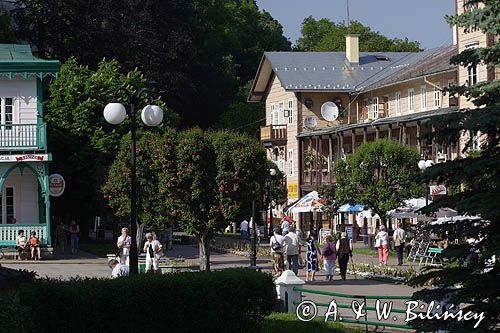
<box><xmin>19</xmin><ymin>268</ymin><xmax>275</xmax><ymax>333</ymax></box>
<box><xmin>0</xmin><ymin>292</ymin><xmax>29</xmax><ymax>333</ymax></box>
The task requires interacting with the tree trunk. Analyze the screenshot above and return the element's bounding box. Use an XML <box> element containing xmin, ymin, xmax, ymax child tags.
<box><xmin>199</xmin><ymin>235</ymin><xmax>211</xmax><ymax>271</ymax></box>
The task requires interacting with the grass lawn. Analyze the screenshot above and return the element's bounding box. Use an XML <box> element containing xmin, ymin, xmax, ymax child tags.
<box><xmin>352</xmin><ymin>247</ymin><xmax>395</xmax><ymax>257</ymax></box>
<box><xmin>79</xmin><ymin>243</ymin><xmax>116</xmax><ymax>257</ymax></box>
<box><xmin>261</xmin><ymin>313</ymin><xmax>361</xmax><ymax>333</ymax></box>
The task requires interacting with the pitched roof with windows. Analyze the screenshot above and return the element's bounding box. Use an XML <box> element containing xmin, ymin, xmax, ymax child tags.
<box><xmin>249</xmin><ymin>45</ymin><xmax>456</xmax><ymax>101</ymax></box>
<box><xmin>0</xmin><ymin>44</ymin><xmax>60</xmax><ymax>79</ymax></box>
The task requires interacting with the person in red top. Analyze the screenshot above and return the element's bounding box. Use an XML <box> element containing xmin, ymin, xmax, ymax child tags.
<box><xmin>29</xmin><ymin>231</ymin><xmax>41</xmax><ymax>260</ymax></box>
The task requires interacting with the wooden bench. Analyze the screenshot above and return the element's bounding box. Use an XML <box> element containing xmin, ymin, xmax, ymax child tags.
<box><xmin>422</xmin><ymin>247</ymin><xmax>444</xmax><ymax>266</ymax></box>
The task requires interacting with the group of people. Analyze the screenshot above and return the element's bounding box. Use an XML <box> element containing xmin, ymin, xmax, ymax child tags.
<box><xmin>55</xmin><ymin>220</ymin><xmax>81</xmax><ymax>255</ymax></box>
<box><xmin>109</xmin><ymin>228</ymin><xmax>163</xmax><ymax>278</ymax></box>
<box><xmin>270</xmin><ymin>221</ymin><xmax>354</xmax><ymax>281</ymax></box>
<box><xmin>15</xmin><ymin>229</ymin><xmax>41</xmax><ymax>260</ymax></box>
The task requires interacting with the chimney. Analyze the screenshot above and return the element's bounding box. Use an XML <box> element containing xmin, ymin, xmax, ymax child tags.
<box><xmin>346</xmin><ymin>34</ymin><xmax>359</xmax><ymax>63</ymax></box>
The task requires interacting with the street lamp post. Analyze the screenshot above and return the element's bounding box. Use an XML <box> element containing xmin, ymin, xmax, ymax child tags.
<box><xmin>103</xmin><ymin>87</ymin><xmax>164</xmax><ymax>275</ymax></box>
<box><xmin>418</xmin><ymin>158</ymin><xmax>434</xmax><ymax>206</ymax></box>
<box><xmin>250</xmin><ymin>198</ymin><xmax>257</xmax><ymax>267</ymax></box>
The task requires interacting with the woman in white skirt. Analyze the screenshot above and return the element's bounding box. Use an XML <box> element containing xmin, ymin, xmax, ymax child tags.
<box><xmin>322</xmin><ymin>235</ymin><xmax>337</xmax><ymax>281</ymax></box>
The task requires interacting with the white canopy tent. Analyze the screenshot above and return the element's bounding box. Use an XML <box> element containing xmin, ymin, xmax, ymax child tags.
<box><xmin>288</xmin><ymin>191</ymin><xmax>323</xmax><ymax>213</ymax></box>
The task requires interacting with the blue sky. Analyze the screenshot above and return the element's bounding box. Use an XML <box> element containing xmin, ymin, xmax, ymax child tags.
<box><xmin>255</xmin><ymin>0</ymin><xmax>456</xmax><ymax>49</ymax></box>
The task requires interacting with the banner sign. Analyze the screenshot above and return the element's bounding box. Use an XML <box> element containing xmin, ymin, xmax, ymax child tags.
<box><xmin>287</xmin><ymin>182</ymin><xmax>299</xmax><ymax>199</ymax></box>
<box><xmin>49</xmin><ymin>174</ymin><xmax>65</xmax><ymax>197</ymax></box>
<box><xmin>430</xmin><ymin>185</ymin><xmax>447</xmax><ymax>196</ymax></box>
<box><xmin>0</xmin><ymin>154</ymin><xmax>50</xmax><ymax>162</ymax></box>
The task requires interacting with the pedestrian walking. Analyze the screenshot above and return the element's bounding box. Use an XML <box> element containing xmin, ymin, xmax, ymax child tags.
<box><xmin>305</xmin><ymin>234</ymin><xmax>319</xmax><ymax>281</ymax></box>
<box><xmin>284</xmin><ymin>225</ymin><xmax>301</xmax><ymax>275</ymax></box>
<box><xmin>143</xmin><ymin>233</ymin><xmax>162</xmax><ymax>273</ymax></box>
<box><xmin>375</xmin><ymin>225</ymin><xmax>389</xmax><ymax>266</ymax></box>
<box><xmin>15</xmin><ymin>229</ymin><xmax>27</xmax><ymax>260</ymax></box>
<box><xmin>69</xmin><ymin>220</ymin><xmax>80</xmax><ymax>254</ymax></box>
<box><xmin>109</xmin><ymin>259</ymin><xmax>129</xmax><ymax>278</ymax></box>
<box><xmin>322</xmin><ymin>235</ymin><xmax>336</xmax><ymax>281</ymax></box>
<box><xmin>240</xmin><ymin>219</ymin><xmax>249</xmax><ymax>240</ymax></box>
<box><xmin>116</xmin><ymin>227</ymin><xmax>131</xmax><ymax>266</ymax></box>
<box><xmin>270</xmin><ymin>227</ymin><xmax>285</xmax><ymax>277</ymax></box>
<box><xmin>29</xmin><ymin>231</ymin><xmax>41</xmax><ymax>260</ymax></box>
<box><xmin>336</xmin><ymin>232</ymin><xmax>352</xmax><ymax>280</ymax></box>
<box><xmin>393</xmin><ymin>222</ymin><xmax>406</xmax><ymax>266</ymax></box>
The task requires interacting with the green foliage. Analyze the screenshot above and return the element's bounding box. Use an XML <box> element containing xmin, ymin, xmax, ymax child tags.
<box><xmin>323</xmin><ymin>140</ymin><xmax>422</xmax><ymax>225</ymax></box>
<box><xmin>46</xmin><ymin>58</ymin><xmax>177</xmax><ymax>223</ymax></box>
<box><xmin>262</xmin><ymin>312</ymin><xmax>360</xmax><ymax>333</ymax></box>
<box><xmin>215</xmin><ymin>80</ymin><xmax>265</xmax><ymax>137</ymax></box>
<box><xmin>296</xmin><ymin>18</ymin><xmax>421</xmax><ymax>52</ymax></box>
<box><xmin>0</xmin><ymin>292</ymin><xmax>29</xmax><ymax>333</ymax></box>
<box><xmin>266</xmin><ymin>160</ymin><xmax>288</xmax><ymax>209</ymax></box>
<box><xmin>17</xmin><ymin>269</ymin><xmax>276</xmax><ymax>333</ymax></box>
<box><xmin>14</xmin><ymin>0</ymin><xmax>290</xmax><ymax>128</ymax></box>
<box><xmin>409</xmin><ymin>2</ymin><xmax>500</xmax><ymax>332</ymax></box>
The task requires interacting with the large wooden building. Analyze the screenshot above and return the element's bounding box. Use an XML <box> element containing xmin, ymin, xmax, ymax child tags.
<box><xmin>248</xmin><ymin>0</ymin><xmax>496</xmax><ymax>234</ymax></box>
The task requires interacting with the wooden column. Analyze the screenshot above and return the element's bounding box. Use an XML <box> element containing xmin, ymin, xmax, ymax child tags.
<box><xmin>456</xmin><ymin>135</ymin><xmax>461</xmax><ymax>159</ymax></box>
<box><xmin>351</xmin><ymin>129</ymin><xmax>356</xmax><ymax>153</ymax></box>
<box><xmin>318</xmin><ymin>137</ymin><xmax>322</xmax><ymax>188</ymax></box>
<box><xmin>402</xmin><ymin>123</ymin><xmax>407</xmax><ymax>146</ymax></box>
<box><xmin>431</xmin><ymin>125</ymin><xmax>436</xmax><ymax>161</ymax></box>
<box><xmin>337</xmin><ymin>133</ymin><xmax>341</xmax><ymax>161</ymax></box>
<box><xmin>339</xmin><ymin>132</ymin><xmax>344</xmax><ymax>158</ymax></box>
<box><xmin>416</xmin><ymin>121</ymin><xmax>421</xmax><ymax>155</ymax></box>
<box><xmin>387</xmin><ymin>124</ymin><xmax>392</xmax><ymax>140</ymax></box>
<box><xmin>375</xmin><ymin>126</ymin><xmax>380</xmax><ymax>140</ymax></box>
<box><xmin>398</xmin><ymin>123</ymin><xmax>403</xmax><ymax>144</ymax></box>
<box><xmin>328</xmin><ymin>135</ymin><xmax>333</xmax><ymax>184</ymax></box>
<box><xmin>299</xmin><ymin>137</ymin><xmax>304</xmax><ymax>193</ymax></box>
<box><xmin>363</xmin><ymin>127</ymin><xmax>367</xmax><ymax>144</ymax></box>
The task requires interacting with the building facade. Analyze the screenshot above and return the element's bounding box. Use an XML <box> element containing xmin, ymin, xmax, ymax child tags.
<box><xmin>249</xmin><ymin>1</ymin><xmax>496</xmax><ymax>235</ymax></box>
<box><xmin>0</xmin><ymin>44</ymin><xmax>59</xmax><ymax>247</ymax></box>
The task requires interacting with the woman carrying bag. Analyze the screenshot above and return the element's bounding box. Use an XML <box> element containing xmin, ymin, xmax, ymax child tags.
<box><xmin>322</xmin><ymin>235</ymin><xmax>336</xmax><ymax>281</ymax></box>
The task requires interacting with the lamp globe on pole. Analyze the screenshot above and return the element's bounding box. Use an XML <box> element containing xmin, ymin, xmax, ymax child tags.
<box><xmin>103</xmin><ymin>102</ymin><xmax>127</xmax><ymax>125</ymax></box>
<box><xmin>141</xmin><ymin>105</ymin><xmax>164</xmax><ymax>127</ymax></box>
<box><xmin>269</xmin><ymin>168</ymin><xmax>276</xmax><ymax>176</ymax></box>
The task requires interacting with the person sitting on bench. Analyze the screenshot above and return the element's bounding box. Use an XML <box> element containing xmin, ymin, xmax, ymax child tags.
<box><xmin>16</xmin><ymin>229</ymin><xmax>27</xmax><ymax>260</ymax></box>
<box><xmin>30</xmin><ymin>231</ymin><xmax>41</xmax><ymax>260</ymax></box>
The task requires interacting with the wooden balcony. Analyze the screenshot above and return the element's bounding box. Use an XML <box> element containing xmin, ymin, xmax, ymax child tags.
<box><xmin>0</xmin><ymin>123</ymin><xmax>47</xmax><ymax>151</ymax></box>
<box><xmin>260</xmin><ymin>124</ymin><xmax>287</xmax><ymax>146</ymax></box>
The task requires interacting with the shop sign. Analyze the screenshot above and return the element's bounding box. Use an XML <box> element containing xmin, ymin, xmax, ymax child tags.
<box><xmin>49</xmin><ymin>174</ymin><xmax>65</xmax><ymax>197</ymax></box>
<box><xmin>0</xmin><ymin>154</ymin><xmax>50</xmax><ymax>162</ymax></box>
<box><xmin>287</xmin><ymin>182</ymin><xmax>298</xmax><ymax>199</ymax></box>
<box><xmin>430</xmin><ymin>185</ymin><xmax>447</xmax><ymax>196</ymax></box>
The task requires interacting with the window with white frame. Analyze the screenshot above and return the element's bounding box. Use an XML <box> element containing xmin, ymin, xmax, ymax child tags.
<box><xmin>277</xmin><ymin>158</ymin><xmax>285</xmax><ymax>172</ymax></box>
<box><xmin>408</xmin><ymin>88</ymin><xmax>414</xmax><ymax>112</ymax></box>
<box><xmin>288</xmin><ymin>149</ymin><xmax>294</xmax><ymax>176</ymax></box>
<box><xmin>1</xmin><ymin>97</ymin><xmax>14</xmax><ymax>129</ymax></box>
<box><xmin>288</xmin><ymin>99</ymin><xmax>293</xmax><ymax>124</ymax></box>
<box><xmin>395</xmin><ymin>92</ymin><xmax>401</xmax><ymax>114</ymax></box>
<box><xmin>372</xmin><ymin>97</ymin><xmax>379</xmax><ymax>119</ymax></box>
<box><xmin>471</xmin><ymin>131</ymin><xmax>481</xmax><ymax>151</ymax></box>
<box><xmin>420</xmin><ymin>86</ymin><xmax>427</xmax><ymax>111</ymax></box>
<box><xmin>465</xmin><ymin>43</ymin><xmax>479</xmax><ymax>86</ymax></box>
<box><xmin>278</xmin><ymin>102</ymin><xmax>285</xmax><ymax>124</ymax></box>
<box><xmin>434</xmin><ymin>84</ymin><xmax>441</xmax><ymax>108</ymax></box>
<box><xmin>270</xmin><ymin>103</ymin><xmax>276</xmax><ymax>125</ymax></box>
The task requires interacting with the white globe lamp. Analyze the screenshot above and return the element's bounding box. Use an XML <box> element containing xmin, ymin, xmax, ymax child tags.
<box><xmin>425</xmin><ymin>160</ymin><xmax>434</xmax><ymax>168</ymax></box>
<box><xmin>269</xmin><ymin>168</ymin><xmax>276</xmax><ymax>176</ymax></box>
<box><xmin>103</xmin><ymin>103</ymin><xmax>127</xmax><ymax>125</ymax></box>
<box><xmin>418</xmin><ymin>159</ymin><xmax>426</xmax><ymax>171</ymax></box>
<box><xmin>141</xmin><ymin>105</ymin><xmax>164</xmax><ymax>127</ymax></box>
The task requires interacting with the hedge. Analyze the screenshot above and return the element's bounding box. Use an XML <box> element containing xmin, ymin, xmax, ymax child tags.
<box><xmin>18</xmin><ymin>268</ymin><xmax>276</xmax><ymax>333</ymax></box>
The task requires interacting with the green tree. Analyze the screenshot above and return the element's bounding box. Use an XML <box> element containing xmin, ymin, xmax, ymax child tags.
<box><xmin>102</xmin><ymin>130</ymin><xmax>179</xmax><ymax>246</ymax></box>
<box><xmin>46</xmin><ymin>58</ymin><xmax>177</xmax><ymax>227</ymax></box>
<box><xmin>296</xmin><ymin>17</ymin><xmax>421</xmax><ymax>52</ymax></box>
<box><xmin>409</xmin><ymin>2</ymin><xmax>500</xmax><ymax>331</ymax></box>
<box><xmin>14</xmin><ymin>0</ymin><xmax>290</xmax><ymax>128</ymax></box>
<box><xmin>325</xmin><ymin>140</ymin><xmax>422</xmax><ymax>227</ymax></box>
<box><xmin>214</xmin><ymin>80</ymin><xmax>265</xmax><ymax>137</ymax></box>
